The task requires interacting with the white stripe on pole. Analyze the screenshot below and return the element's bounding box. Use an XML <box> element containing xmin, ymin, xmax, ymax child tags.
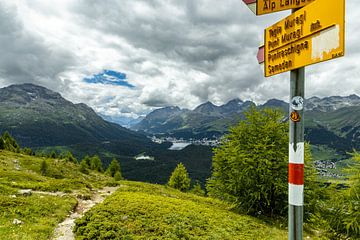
<box><xmin>289</xmin><ymin>184</ymin><xmax>304</xmax><ymax>206</ymax></box>
<box><xmin>289</xmin><ymin>142</ymin><xmax>304</xmax><ymax>164</ymax></box>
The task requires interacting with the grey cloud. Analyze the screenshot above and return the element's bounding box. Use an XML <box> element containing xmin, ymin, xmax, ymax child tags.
<box><xmin>0</xmin><ymin>3</ymin><xmax>76</xmax><ymax>92</ymax></box>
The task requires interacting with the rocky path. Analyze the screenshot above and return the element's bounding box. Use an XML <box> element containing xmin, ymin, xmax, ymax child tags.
<box><xmin>51</xmin><ymin>187</ymin><xmax>119</xmax><ymax>240</ymax></box>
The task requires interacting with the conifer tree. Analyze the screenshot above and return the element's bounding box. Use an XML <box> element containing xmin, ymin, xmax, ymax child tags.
<box><xmin>79</xmin><ymin>160</ymin><xmax>89</xmax><ymax>174</ymax></box>
<box><xmin>114</xmin><ymin>171</ymin><xmax>123</xmax><ymax>181</ymax></box>
<box><xmin>206</xmin><ymin>107</ymin><xmax>320</xmax><ymax>217</ymax></box>
<box><xmin>168</xmin><ymin>163</ymin><xmax>191</xmax><ymax>192</ymax></box>
<box><xmin>90</xmin><ymin>155</ymin><xmax>103</xmax><ymax>172</ymax></box>
<box><xmin>82</xmin><ymin>155</ymin><xmax>91</xmax><ymax>166</ymax></box>
<box><xmin>1</xmin><ymin>131</ymin><xmax>20</xmax><ymax>152</ymax></box>
<box><xmin>49</xmin><ymin>151</ymin><xmax>57</xmax><ymax>159</ymax></box>
<box><xmin>107</xmin><ymin>159</ymin><xmax>121</xmax><ymax>177</ymax></box>
<box><xmin>0</xmin><ymin>137</ymin><xmax>4</xmax><ymax>150</ymax></box>
<box><xmin>40</xmin><ymin>159</ymin><xmax>48</xmax><ymax>176</ymax></box>
<box><xmin>65</xmin><ymin>151</ymin><xmax>78</xmax><ymax>164</ymax></box>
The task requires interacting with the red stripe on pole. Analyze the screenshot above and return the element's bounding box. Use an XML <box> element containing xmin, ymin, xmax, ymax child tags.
<box><xmin>243</xmin><ymin>0</ymin><xmax>256</xmax><ymax>4</ymax></box>
<box><xmin>288</xmin><ymin>163</ymin><xmax>304</xmax><ymax>185</ymax></box>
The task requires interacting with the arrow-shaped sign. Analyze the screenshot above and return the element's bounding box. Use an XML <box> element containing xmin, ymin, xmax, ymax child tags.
<box><xmin>257</xmin><ymin>45</ymin><xmax>264</xmax><ymax>64</ymax></box>
<box><xmin>242</xmin><ymin>0</ymin><xmax>314</xmax><ymax>15</ymax></box>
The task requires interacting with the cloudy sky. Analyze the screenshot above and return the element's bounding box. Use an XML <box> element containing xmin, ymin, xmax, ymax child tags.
<box><xmin>0</xmin><ymin>0</ymin><xmax>359</xmax><ymax>119</ymax></box>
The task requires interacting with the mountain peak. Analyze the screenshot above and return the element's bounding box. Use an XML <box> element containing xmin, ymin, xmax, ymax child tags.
<box><xmin>0</xmin><ymin>83</ymin><xmax>64</xmax><ymax>105</ymax></box>
<box><xmin>306</xmin><ymin>94</ymin><xmax>360</xmax><ymax>111</ymax></box>
<box><xmin>193</xmin><ymin>101</ymin><xmax>218</xmax><ymax>114</ymax></box>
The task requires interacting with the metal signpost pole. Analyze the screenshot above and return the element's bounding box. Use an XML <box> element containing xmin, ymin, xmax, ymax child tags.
<box><xmin>288</xmin><ymin>5</ymin><xmax>305</xmax><ymax>238</ymax></box>
<box><xmin>289</xmin><ymin>67</ymin><xmax>305</xmax><ymax>240</ymax></box>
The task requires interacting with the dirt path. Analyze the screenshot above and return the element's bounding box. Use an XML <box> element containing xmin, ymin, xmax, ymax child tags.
<box><xmin>51</xmin><ymin>187</ymin><xmax>119</xmax><ymax>240</ymax></box>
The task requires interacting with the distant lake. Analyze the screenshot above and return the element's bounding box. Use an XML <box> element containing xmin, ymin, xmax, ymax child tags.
<box><xmin>168</xmin><ymin>142</ymin><xmax>191</xmax><ymax>150</ymax></box>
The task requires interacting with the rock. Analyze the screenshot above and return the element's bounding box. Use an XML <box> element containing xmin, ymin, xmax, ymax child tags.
<box><xmin>13</xmin><ymin>219</ymin><xmax>23</xmax><ymax>225</ymax></box>
<box><xmin>18</xmin><ymin>189</ymin><xmax>32</xmax><ymax>196</ymax></box>
<box><xmin>122</xmin><ymin>215</ymin><xmax>128</xmax><ymax>221</ymax></box>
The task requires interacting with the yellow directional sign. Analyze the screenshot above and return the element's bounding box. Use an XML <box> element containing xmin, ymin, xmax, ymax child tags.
<box><xmin>257</xmin><ymin>0</ymin><xmax>314</xmax><ymax>15</ymax></box>
<box><xmin>264</xmin><ymin>0</ymin><xmax>345</xmax><ymax>77</ymax></box>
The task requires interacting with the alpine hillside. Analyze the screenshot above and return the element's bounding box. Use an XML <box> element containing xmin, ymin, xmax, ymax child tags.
<box><xmin>0</xmin><ymin>83</ymin><xmax>150</xmax><ymax>148</ymax></box>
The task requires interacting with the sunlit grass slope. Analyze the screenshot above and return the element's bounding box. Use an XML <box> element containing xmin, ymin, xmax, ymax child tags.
<box><xmin>74</xmin><ymin>181</ymin><xmax>289</xmax><ymax>240</ymax></box>
<box><xmin>0</xmin><ymin>150</ymin><xmax>114</xmax><ymax>240</ymax></box>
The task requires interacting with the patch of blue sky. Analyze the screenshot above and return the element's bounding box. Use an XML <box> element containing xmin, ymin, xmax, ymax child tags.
<box><xmin>84</xmin><ymin>70</ymin><xmax>135</xmax><ymax>88</ymax></box>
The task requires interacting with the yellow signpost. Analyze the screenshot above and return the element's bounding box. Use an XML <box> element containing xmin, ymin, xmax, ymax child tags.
<box><xmin>257</xmin><ymin>0</ymin><xmax>314</xmax><ymax>15</ymax></box>
<box><xmin>264</xmin><ymin>0</ymin><xmax>345</xmax><ymax>77</ymax></box>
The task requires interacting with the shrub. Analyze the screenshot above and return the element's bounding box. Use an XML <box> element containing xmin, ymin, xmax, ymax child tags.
<box><xmin>190</xmin><ymin>181</ymin><xmax>205</xmax><ymax>196</ymax></box>
<box><xmin>316</xmin><ymin>151</ymin><xmax>360</xmax><ymax>238</ymax></box>
<box><xmin>168</xmin><ymin>163</ymin><xmax>191</xmax><ymax>192</ymax></box>
<box><xmin>22</xmin><ymin>147</ymin><xmax>34</xmax><ymax>156</ymax></box>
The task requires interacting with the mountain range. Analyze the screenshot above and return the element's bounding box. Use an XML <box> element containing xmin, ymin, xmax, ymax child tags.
<box><xmin>132</xmin><ymin>95</ymin><xmax>360</xmax><ymax>154</ymax></box>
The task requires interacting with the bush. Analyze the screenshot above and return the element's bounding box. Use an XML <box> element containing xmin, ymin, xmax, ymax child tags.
<box><xmin>168</xmin><ymin>163</ymin><xmax>191</xmax><ymax>192</ymax></box>
<box><xmin>206</xmin><ymin>107</ymin><xmax>320</xmax><ymax>217</ymax></box>
<box><xmin>22</xmin><ymin>147</ymin><xmax>34</xmax><ymax>156</ymax></box>
<box><xmin>190</xmin><ymin>181</ymin><xmax>205</xmax><ymax>196</ymax></box>
<box><xmin>315</xmin><ymin>151</ymin><xmax>360</xmax><ymax>238</ymax></box>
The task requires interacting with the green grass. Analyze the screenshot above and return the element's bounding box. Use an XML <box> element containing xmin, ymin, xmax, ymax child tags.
<box><xmin>0</xmin><ymin>194</ymin><xmax>76</xmax><ymax>240</ymax></box>
<box><xmin>0</xmin><ymin>149</ymin><xmax>115</xmax><ymax>239</ymax></box>
<box><xmin>74</xmin><ymin>181</ymin><xmax>322</xmax><ymax>240</ymax></box>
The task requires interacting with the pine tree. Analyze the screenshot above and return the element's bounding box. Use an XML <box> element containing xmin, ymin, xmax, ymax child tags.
<box><xmin>65</xmin><ymin>151</ymin><xmax>78</xmax><ymax>164</ymax></box>
<box><xmin>114</xmin><ymin>171</ymin><xmax>123</xmax><ymax>181</ymax></box>
<box><xmin>49</xmin><ymin>151</ymin><xmax>57</xmax><ymax>159</ymax></box>
<box><xmin>107</xmin><ymin>159</ymin><xmax>121</xmax><ymax>177</ymax></box>
<box><xmin>90</xmin><ymin>155</ymin><xmax>103</xmax><ymax>172</ymax></box>
<box><xmin>79</xmin><ymin>160</ymin><xmax>89</xmax><ymax>174</ymax></box>
<box><xmin>1</xmin><ymin>131</ymin><xmax>20</xmax><ymax>152</ymax></box>
<box><xmin>168</xmin><ymin>163</ymin><xmax>191</xmax><ymax>192</ymax></box>
<box><xmin>82</xmin><ymin>155</ymin><xmax>91</xmax><ymax>166</ymax></box>
<box><xmin>40</xmin><ymin>159</ymin><xmax>48</xmax><ymax>176</ymax></box>
<box><xmin>0</xmin><ymin>137</ymin><xmax>4</xmax><ymax>150</ymax></box>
